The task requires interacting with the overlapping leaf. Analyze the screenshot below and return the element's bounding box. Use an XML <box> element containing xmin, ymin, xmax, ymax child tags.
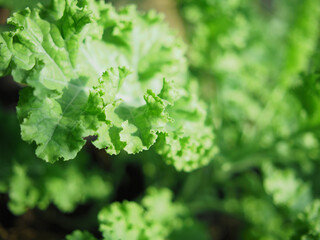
<box><xmin>0</xmin><ymin>0</ymin><xmax>215</xmax><ymax>170</ymax></box>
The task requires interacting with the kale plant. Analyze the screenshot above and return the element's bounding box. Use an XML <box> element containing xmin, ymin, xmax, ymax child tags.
<box><xmin>0</xmin><ymin>0</ymin><xmax>320</xmax><ymax>239</ymax></box>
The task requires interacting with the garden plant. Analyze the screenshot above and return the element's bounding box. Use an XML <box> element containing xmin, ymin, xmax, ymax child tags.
<box><xmin>0</xmin><ymin>0</ymin><xmax>320</xmax><ymax>239</ymax></box>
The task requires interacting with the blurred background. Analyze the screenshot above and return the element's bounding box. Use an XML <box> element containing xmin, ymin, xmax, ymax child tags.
<box><xmin>1</xmin><ymin>0</ymin><xmax>320</xmax><ymax>239</ymax></box>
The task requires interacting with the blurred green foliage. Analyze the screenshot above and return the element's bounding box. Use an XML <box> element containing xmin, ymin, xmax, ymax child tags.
<box><xmin>0</xmin><ymin>0</ymin><xmax>50</xmax><ymax>11</ymax></box>
<box><xmin>66</xmin><ymin>188</ymin><xmax>210</xmax><ymax>240</ymax></box>
<box><xmin>177</xmin><ymin>0</ymin><xmax>320</xmax><ymax>238</ymax></box>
